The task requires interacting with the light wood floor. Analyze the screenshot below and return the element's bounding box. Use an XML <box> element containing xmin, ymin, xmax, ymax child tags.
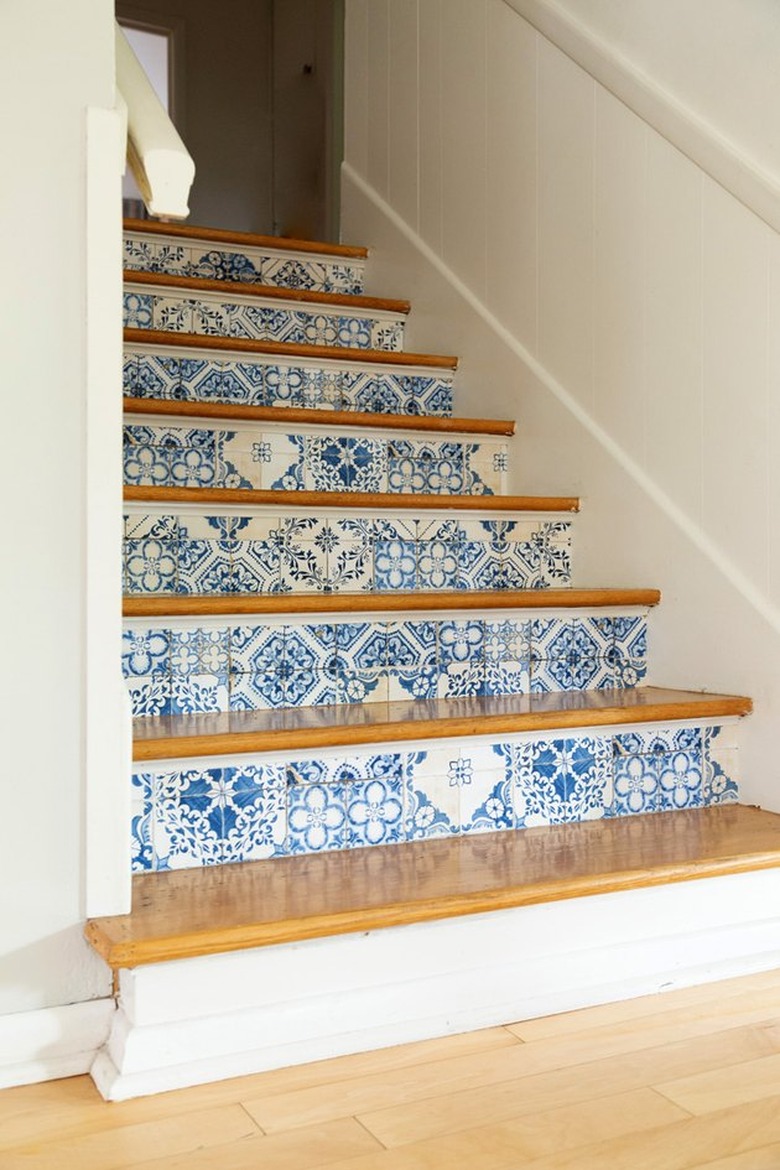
<box><xmin>5</xmin><ymin>969</ymin><xmax>780</xmax><ymax>1169</ymax></box>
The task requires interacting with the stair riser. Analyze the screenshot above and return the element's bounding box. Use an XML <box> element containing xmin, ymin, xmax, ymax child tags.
<box><xmin>130</xmin><ymin>725</ymin><xmax>738</xmax><ymax>872</ymax></box>
<box><xmin>123</xmin><ymin>290</ymin><xmax>404</xmax><ymax>352</ymax></box>
<box><xmin>124</xmin><ymin>424</ymin><xmax>507</xmax><ymax>497</ymax></box>
<box><xmin>123</xmin><ymin>614</ymin><xmax>647</xmax><ymax>716</ymax></box>
<box><xmin>124</xmin><ymin>350</ymin><xmax>454</xmax><ymax>416</ymax></box>
<box><xmin>124</xmin><ymin>234</ymin><xmax>366</xmax><ymax>294</ymax></box>
<box><xmin>123</xmin><ymin>514</ymin><xmax>572</xmax><ymax>595</ymax></box>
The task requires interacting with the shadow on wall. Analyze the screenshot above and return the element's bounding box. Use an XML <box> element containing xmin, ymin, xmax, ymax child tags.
<box><xmin>116</xmin><ymin>0</ymin><xmax>343</xmax><ymax>240</ymax></box>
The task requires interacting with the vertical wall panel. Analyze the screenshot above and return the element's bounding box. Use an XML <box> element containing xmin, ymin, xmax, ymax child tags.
<box><xmin>593</xmin><ymin>89</ymin><xmax>647</xmax><ymax>459</ymax></box>
<box><xmin>388</xmin><ymin>0</ymin><xmax>419</xmax><ymax>231</ymax></box>
<box><xmin>367</xmin><ymin>0</ymin><xmax>390</xmax><ymax>198</ymax></box>
<box><xmin>702</xmin><ymin>178</ymin><xmax>769</xmax><ymax>589</ymax></box>
<box><xmin>440</xmin><ymin>0</ymin><xmax>488</xmax><ymax>297</ymax></box>
<box><xmin>765</xmin><ymin>234</ymin><xmax>780</xmax><ymax>607</ymax></box>
<box><xmin>485</xmin><ymin>0</ymin><xmax>538</xmax><ymax>348</ymax></box>
<box><xmin>344</xmin><ymin>0</ymin><xmax>370</xmax><ymax>175</ymax></box>
<box><xmin>538</xmin><ymin>39</ymin><xmax>595</xmax><ymax>409</ymax></box>
<box><xmin>644</xmin><ymin>133</ymin><xmax>704</xmax><ymax>522</ymax></box>
<box><xmin>418</xmin><ymin>0</ymin><xmax>442</xmax><ymax>252</ymax></box>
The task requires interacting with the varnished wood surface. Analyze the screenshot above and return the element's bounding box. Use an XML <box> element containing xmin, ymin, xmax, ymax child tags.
<box><xmin>8</xmin><ymin>969</ymin><xmax>780</xmax><ymax>1165</ymax></box>
<box><xmin>124</xmin><ymin>216</ymin><xmax>368</xmax><ymax>259</ymax></box>
<box><xmin>124</xmin><ymin>485</ymin><xmax>580</xmax><ymax>513</ymax></box>
<box><xmin>124</xmin><ymin>327</ymin><xmax>459</xmax><ymax>369</ymax></box>
<box><xmin>124</xmin><ymin>269</ymin><xmax>410</xmax><ymax>314</ymax></box>
<box><xmin>123</xmin><ymin>587</ymin><xmax>661</xmax><ymax>619</ymax></box>
<box><xmin>132</xmin><ymin>687</ymin><xmax>751</xmax><ymax>761</ymax></box>
<box><xmin>86</xmin><ymin>805</ymin><xmax>777</xmax><ymax>969</ymax></box>
<box><xmin>123</xmin><ymin>396</ymin><xmax>516</xmax><ymax>436</ymax></box>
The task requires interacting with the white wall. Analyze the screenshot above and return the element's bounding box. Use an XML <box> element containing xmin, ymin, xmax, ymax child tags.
<box><xmin>342</xmin><ymin>0</ymin><xmax>780</xmax><ymax>811</ymax></box>
<box><xmin>525</xmin><ymin>0</ymin><xmax>780</xmax><ymax>196</ymax></box>
<box><xmin>0</xmin><ymin>0</ymin><xmax>116</xmax><ymax>1014</ymax></box>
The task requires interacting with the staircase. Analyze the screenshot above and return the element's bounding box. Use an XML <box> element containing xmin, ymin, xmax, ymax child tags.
<box><xmin>85</xmin><ymin>217</ymin><xmax>780</xmax><ymax>1100</ymax></box>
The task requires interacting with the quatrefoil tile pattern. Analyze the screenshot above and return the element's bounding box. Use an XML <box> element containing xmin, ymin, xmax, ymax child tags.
<box><xmin>124</xmin><ymin>236</ymin><xmax>366</xmax><ymax>295</ymax></box>
<box><xmin>122</xmin><ymin>612</ymin><xmax>647</xmax><ymax>717</ymax></box>
<box><xmin>131</xmin><ymin>727</ymin><xmax>739</xmax><ymax>872</ymax></box>
<box><xmin>123</xmin><ymin>514</ymin><xmax>572</xmax><ymax>595</ymax></box>
<box><xmin>123</xmin><ymin>290</ymin><xmax>405</xmax><ymax>352</ymax></box>
<box><xmin>123</xmin><ymin>425</ymin><xmax>508</xmax><ymax>496</ymax></box>
<box><xmin>124</xmin><ymin>351</ymin><xmax>455</xmax><ymax>417</ymax></box>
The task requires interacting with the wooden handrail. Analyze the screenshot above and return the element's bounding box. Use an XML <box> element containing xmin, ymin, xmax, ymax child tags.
<box><xmin>116</xmin><ymin>24</ymin><xmax>195</xmax><ymax>221</ymax></box>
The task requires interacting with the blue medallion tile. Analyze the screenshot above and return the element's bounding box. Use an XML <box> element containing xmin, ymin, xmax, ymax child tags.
<box><xmin>230</xmin><ymin>625</ymin><xmax>287</xmax><ymax>674</ymax></box>
<box><xmin>131</xmin><ymin>802</ymin><xmax>153</xmax><ymax>873</ymax></box>
<box><xmin>417</xmin><ymin>540</ymin><xmax>460</xmax><ymax>590</ymax></box>
<box><xmin>287</xmin><ymin>782</ymin><xmax>347</xmax><ymax>853</ymax></box>
<box><xmin>438</xmin><ymin>620</ymin><xmax>485</xmax><ymax>665</ymax></box>
<box><xmin>123</xmin><ymin>292</ymin><xmax>154</xmax><ymax>329</ymax></box>
<box><xmin>612</xmin><ymin>751</ymin><xmax>659</xmax><ymax>816</ymax></box>
<box><xmin>657</xmin><ymin>749</ymin><xmax>704</xmax><ymax>810</ymax></box>
<box><xmin>177</xmin><ymin>539</ymin><xmax>233</xmax><ymax>594</ymax></box>
<box><xmin>231</xmin><ymin>541</ymin><xmax>282</xmax><ymax>594</ymax></box>
<box><xmin>264</xmin><ymin>364</ymin><xmax>305</xmax><ymax>407</ymax></box>
<box><xmin>220</xmin><ymin>764</ymin><xmax>286</xmax><ymax>863</ymax></box>
<box><xmin>347</xmin><ymin>776</ymin><xmax>405</xmax><ymax>847</ymax></box>
<box><xmin>152</xmin><ymin>769</ymin><xmax>224</xmax><ymax>870</ymax></box>
<box><xmin>374</xmin><ymin>538</ymin><xmax>417</xmax><ymax>591</ymax></box>
<box><xmin>514</xmin><ymin>737</ymin><xmax>612</xmax><ymax>827</ymax></box>
<box><xmin>304</xmin><ymin>435</ymin><xmax>387</xmax><ymax>493</ymax></box>
<box><xmin>483</xmin><ymin>620</ymin><xmax>529</xmax><ymax>664</ymax></box>
<box><xmin>229</xmin><ymin>670</ymin><xmax>286</xmax><ymax>711</ymax></box>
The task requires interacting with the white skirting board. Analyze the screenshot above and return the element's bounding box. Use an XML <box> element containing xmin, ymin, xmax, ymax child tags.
<box><xmin>0</xmin><ymin>999</ymin><xmax>115</xmax><ymax>1090</ymax></box>
<box><xmin>92</xmin><ymin>869</ymin><xmax>780</xmax><ymax>1100</ymax></box>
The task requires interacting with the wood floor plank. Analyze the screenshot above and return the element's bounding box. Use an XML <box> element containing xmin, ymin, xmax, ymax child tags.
<box><xmin>656</xmin><ymin>1044</ymin><xmax>780</xmax><ymax>1115</ymax></box>
<box><xmin>352</xmin><ymin>1024</ymin><xmax>780</xmax><ymax>1148</ymax></box>
<box><xmin>687</xmin><ymin>1145</ymin><xmax>780</xmax><ymax>1170</ymax></box>
<box><xmin>0</xmin><ymin>1103</ymin><xmax>258</xmax><ymax>1170</ymax></box>
<box><xmin>130</xmin><ymin>687</ymin><xmax>751</xmax><ymax>762</ymax></box>
<box><xmin>122</xmin><ymin>587</ymin><xmax>659</xmax><ymax>619</ymax></box>
<box><xmin>260</xmin><ymin>1087</ymin><xmax>687</xmax><ymax>1170</ymax></box>
<box><xmin>118</xmin><ymin>1117</ymin><xmax>382</xmax><ymax>1170</ymax></box>
<box><xmin>490</xmin><ymin>1096</ymin><xmax>780</xmax><ymax>1170</ymax></box>
<box><xmin>87</xmin><ymin>806</ymin><xmax>775</xmax><ymax>969</ymax></box>
<box><xmin>507</xmin><ymin>969</ymin><xmax>780</xmax><ymax>1042</ymax></box>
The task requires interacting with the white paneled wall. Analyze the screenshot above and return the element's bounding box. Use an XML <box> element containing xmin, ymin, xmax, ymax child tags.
<box><xmin>343</xmin><ymin>0</ymin><xmax>780</xmax><ymax>809</ymax></box>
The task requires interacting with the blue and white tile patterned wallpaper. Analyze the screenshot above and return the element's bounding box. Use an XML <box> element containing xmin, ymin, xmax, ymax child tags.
<box><xmin>131</xmin><ymin>727</ymin><xmax>739</xmax><ymax>872</ymax></box>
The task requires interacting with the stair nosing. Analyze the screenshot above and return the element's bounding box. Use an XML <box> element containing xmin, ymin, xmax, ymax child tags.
<box><xmin>122</xmin><ymin>588</ymin><xmax>661</xmax><ymax>618</ymax></box>
<box><xmin>124</xmin><ymin>218</ymin><xmax>368</xmax><ymax>260</ymax></box>
<box><xmin>123</xmin><ymin>485</ymin><xmax>579</xmax><ymax>513</ymax></box>
<box><xmin>85</xmin><ymin>805</ymin><xmax>778</xmax><ymax>968</ymax></box>
<box><xmin>124</xmin><ymin>328</ymin><xmax>459</xmax><ymax>370</ymax></box>
<box><xmin>124</xmin><ymin>270</ymin><xmax>410</xmax><ymax>315</ymax></box>
<box><xmin>131</xmin><ymin>687</ymin><xmax>753</xmax><ymax>761</ymax></box>
<box><xmin>123</xmin><ymin>396</ymin><xmax>515</xmax><ymax>437</ymax></box>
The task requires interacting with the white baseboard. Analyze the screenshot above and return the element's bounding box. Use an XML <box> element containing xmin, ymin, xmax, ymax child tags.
<box><xmin>0</xmin><ymin>999</ymin><xmax>115</xmax><ymax>1090</ymax></box>
<box><xmin>92</xmin><ymin>870</ymin><xmax>780</xmax><ymax>1100</ymax></box>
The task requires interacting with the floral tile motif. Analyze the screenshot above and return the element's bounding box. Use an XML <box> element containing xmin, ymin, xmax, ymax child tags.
<box><xmin>124</xmin><ymin>350</ymin><xmax>455</xmax><ymax>418</ymax></box>
<box><xmin>124</xmin><ymin>233</ymin><xmax>366</xmax><ymax>293</ymax></box>
<box><xmin>287</xmin><ymin>781</ymin><xmax>347</xmax><ymax>853</ymax></box>
<box><xmin>131</xmin><ymin>724</ymin><xmax>739</xmax><ymax>871</ymax></box>
<box><xmin>514</xmin><ymin>737</ymin><xmax>612</xmax><ymax>826</ymax></box>
<box><xmin>347</xmin><ymin>776</ymin><xmax>405</xmax><ymax>846</ymax></box>
<box><xmin>703</xmin><ymin>726</ymin><xmax>740</xmax><ymax>805</ymax></box>
<box><xmin>124</xmin><ymin>538</ymin><xmax>178</xmax><ymax>593</ymax></box>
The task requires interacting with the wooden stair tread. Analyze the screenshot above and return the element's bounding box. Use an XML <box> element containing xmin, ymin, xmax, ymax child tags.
<box><xmin>123</xmin><ymin>587</ymin><xmax>661</xmax><ymax>618</ymax></box>
<box><xmin>85</xmin><ymin>804</ymin><xmax>780</xmax><ymax>969</ymax></box>
<box><xmin>123</xmin><ymin>396</ymin><xmax>515</xmax><ymax>437</ymax></box>
<box><xmin>124</xmin><ymin>217</ymin><xmax>368</xmax><ymax>259</ymax></box>
<box><xmin>132</xmin><ymin>686</ymin><xmax>752</xmax><ymax>761</ymax></box>
<box><xmin>124</xmin><ymin>327</ymin><xmax>458</xmax><ymax>370</ymax></box>
<box><xmin>124</xmin><ymin>485</ymin><xmax>579</xmax><ymax>512</ymax></box>
<box><xmin>125</xmin><ymin>270</ymin><xmax>409</xmax><ymax>314</ymax></box>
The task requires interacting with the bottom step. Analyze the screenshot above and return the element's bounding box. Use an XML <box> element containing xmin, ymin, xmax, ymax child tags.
<box><xmin>87</xmin><ymin>805</ymin><xmax>780</xmax><ymax>968</ymax></box>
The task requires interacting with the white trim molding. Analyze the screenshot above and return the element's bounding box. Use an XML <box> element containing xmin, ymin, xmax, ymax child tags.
<box><xmin>92</xmin><ymin>871</ymin><xmax>780</xmax><ymax>1100</ymax></box>
<box><xmin>503</xmin><ymin>0</ymin><xmax>780</xmax><ymax>236</ymax></box>
<box><xmin>0</xmin><ymin>1000</ymin><xmax>115</xmax><ymax>1090</ymax></box>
